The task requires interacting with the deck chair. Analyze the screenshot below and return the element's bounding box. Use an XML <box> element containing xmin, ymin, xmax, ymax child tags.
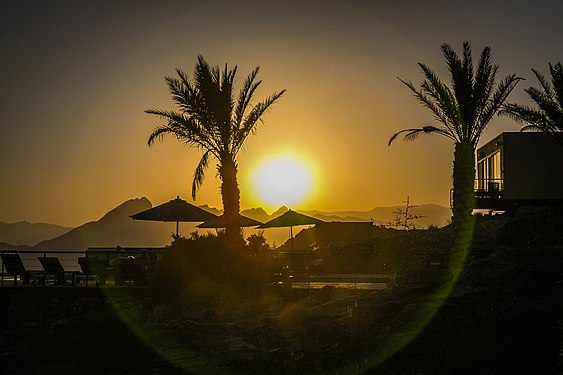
<box><xmin>38</xmin><ymin>257</ymin><xmax>76</xmax><ymax>286</ymax></box>
<box><xmin>78</xmin><ymin>257</ymin><xmax>106</xmax><ymax>286</ymax></box>
<box><xmin>0</xmin><ymin>253</ymin><xmax>31</xmax><ymax>285</ymax></box>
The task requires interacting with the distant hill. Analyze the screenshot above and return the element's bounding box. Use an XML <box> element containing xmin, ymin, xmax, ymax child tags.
<box><xmin>238</xmin><ymin>204</ymin><xmax>450</xmax><ymax>247</ymax></box>
<box><xmin>33</xmin><ymin>198</ymin><xmax>177</xmax><ymax>250</ymax></box>
<box><xmin>300</xmin><ymin>204</ymin><xmax>451</xmax><ymax>229</ymax></box>
<box><xmin>273</xmin><ymin>204</ymin><xmax>451</xmax><ymax>250</ymax></box>
<box><xmin>1</xmin><ymin>199</ymin><xmax>451</xmax><ymax>251</ymax></box>
<box><xmin>270</xmin><ymin>206</ymin><xmax>290</xmax><ymax>219</ymax></box>
<box><xmin>197</xmin><ymin>204</ymin><xmax>450</xmax><ymax>229</ymax></box>
<box><xmin>198</xmin><ymin>205</ymin><xmax>223</xmax><ymax>216</ymax></box>
<box><xmin>240</xmin><ymin>208</ymin><xmax>271</xmax><ymax>223</ymax></box>
<box><xmin>238</xmin><ymin>204</ymin><xmax>450</xmax><ymax>229</ymax></box>
<box><xmin>197</xmin><ymin>206</ymin><xmax>290</xmax><ymax>224</ymax></box>
<box><xmin>0</xmin><ymin>221</ymin><xmax>72</xmax><ymax>246</ymax></box>
<box><xmin>0</xmin><ymin>241</ymin><xmax>33</xmax><ymax>250</ymax></box>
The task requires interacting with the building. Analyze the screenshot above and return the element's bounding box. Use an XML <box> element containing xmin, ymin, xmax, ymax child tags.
<box><xmin>475</xmin><ymin>132</ymin><xmax>563</xmax><ymax>210</ymax></box>
<box><xmin>314</xmin><ymin>222</ymin><xmax>374</xmax><ymax>254</ymax></box>
<box><xmin>278</xmin><ymin>222</ymin><xmax>375</xmax><ymax>274</ymax></box>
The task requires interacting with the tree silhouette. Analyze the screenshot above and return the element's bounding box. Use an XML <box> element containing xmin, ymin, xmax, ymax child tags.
<box><xmin>146</xmin><ymin>55</ymin><xmax>286</xmax><ymax>241</ymax></box>
<box><xmin>502</xmin><ymin>62</ymin><xmax>563</xmax><ymax>144</ymax></box>
<box><xmin>389</xmin><ymin>196</ymin><xmax>424</xmax><ymax>230</ymax></box>
<box><xmin>389</xmin><ymin>42</ymin><xmax>521</xmax><ymax>270</ymax></box>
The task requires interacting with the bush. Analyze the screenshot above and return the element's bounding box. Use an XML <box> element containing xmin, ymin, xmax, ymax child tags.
<box><xmin>150</xmin><ymin>232</ymin><xmax>279</xmax><ymax>310</ymax></box>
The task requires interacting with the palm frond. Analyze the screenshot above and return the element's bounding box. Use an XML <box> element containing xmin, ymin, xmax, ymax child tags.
<box><xmin>166</xmin><ymin>71</ymin><xmax>214</xmax><ymax>131</ymax></box>
<box><xmin>234</xmin><ymin>67</ymin><xmax>260</xmax><ymax>128</ymax></box>
<box><xmin>473</xmin><ymin>73</ymin><xmax>522</xmax><ymax>144</ymax></box>
<box><xmin>500</xmin><ymin>103</ymin><xmax>546</xmax><ymax>127</ymax></box>
<box><xmin>192</xmin><ymin>151</ymin><xmax>211</xmax><ymax>200</ymax></box>
<box><xmin>505</xmin><ymin>62</ymin><xmax>563</xmax><ymax>133</ymax></box>
<box><xmin>520</xmin><ymin>123</ymin><xmax>548</xmax><ymax>132</ymax></box>
<box><xmin>532</xmin><ymin>68</ymin><xmax>554</xmax><ymax>100</ymax></box>
<box><xmin>526</xmin><ymin>86</ymin><xmax>562</xmax><ymax>126</ymax></box>
<box><xmin>167</xmin><ymin>70</ymin><xmax>195</xmax><ymax>110</ymax></box>
<box><xmin>473</xmin><ymin>46</ymin><xmax>495</xmax><ymax>111</ymax></box>
<box><xmin>550</xmin><ymin>62</ymin><xmax>563</xmax><ymax>115</ymax></box>
<box><xmin>443</xmin><ymin>42</ymin><xmax>475</xmax><ymax>134</ymax></box>
<box><xmin>388</xmin><ymin>126</ymin><xmax>456</xmax><ymax>145</ymax></box>
<box><xmin>145</xmin><ymin>109</ymin><xmax>221</xmax><ymax>154</ymax></box>
<box><xmin>398</xmin><ymin>77</ymin><xmax>459</xmax><ymax>141</ymax></box>
<box><xmin>388</xmin><ymin>128</ymin><xmax>419</xmax><ymax>145</ymax></box>
<box><xmin>233</xmin><ymin>89</ymin><xmax>286</xmax><ymax>154</ymax></box>
<box><xmin>394</xmin><ymin>42</ymin><xmax>520</xmax><ymax>151</ymax></box>
<box><xmin>418</xmin><ymin>62</ymin><xmax>462</xmax><ymax>130</ymax></box>
<box><xmin>146</xmin><ymin>125</ymin><xmax>177</xmax><ymax>147</ymax></box>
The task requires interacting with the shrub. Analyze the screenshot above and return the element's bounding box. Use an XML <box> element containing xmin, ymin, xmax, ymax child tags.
<box><xmin>150</xmin><ymin>232</ymin><xmax>278</xmax><ymax>310</ymax></box>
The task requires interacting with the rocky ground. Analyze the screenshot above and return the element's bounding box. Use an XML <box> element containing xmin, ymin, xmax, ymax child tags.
<box><xmin>1</xmin><ymin>206</ymin><xmax>563</xmax><ymax>374</ymax></box>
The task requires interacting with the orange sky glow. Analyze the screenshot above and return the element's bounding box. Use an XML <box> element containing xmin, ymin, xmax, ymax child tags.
<box><xmin>1</xmin><ymin>0</ymin><xmax>562</xmax><ymax>227</ymax></box>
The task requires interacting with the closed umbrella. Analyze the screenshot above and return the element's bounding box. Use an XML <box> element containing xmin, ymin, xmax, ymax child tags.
<box><xmin>257</xmin><ymin>210</ymin><xmax>324</xmax><ymax>250</ymax></box>
<box><xmin>130</xmin><ymin>196</ymin><xmax>217</xmax><ymax>236</ymax></box>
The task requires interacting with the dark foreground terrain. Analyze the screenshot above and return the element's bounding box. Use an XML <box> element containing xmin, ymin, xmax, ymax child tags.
<box><xmin>1</xmin><ymin>207</ymin><xmax>562</xmax><ymax>374</ymax></box>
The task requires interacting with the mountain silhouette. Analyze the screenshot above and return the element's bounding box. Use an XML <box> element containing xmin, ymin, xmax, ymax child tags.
<box><xmin>198</xmin><ymin>204</ymin><xmax>223</xmax><ymax>216</ymax></box>
<box><xmin>0</xmin><ymin>241</ymin><xmax>33</xmax><ymax>250</ymax></box>
<box><xmin>0</xmin><ymin>199</ymin><xmax>451</xmax><ymax>250</ymax></box>
<box><xmin>240</xmin><ymin>205</ymin><xmax>449</xmax><ymax>229</ymax></box>
<box><xmin>240</xmin><ymin>208</ymin><xmax>271</xmax><ymax>223</ymax></box>
<box><xmin>270</xmin><ymin>206</ymin><xmax>289</xmax><ymax>219</ymax></box>
<box><xmin>0</xmin><ymin>221</ymin><xmax>72</xmax><ymax>246</ymax></box>
<box><xmin>33</xmin><ymin>198</ymin><xmax>177</xmax><ymax>250</ymax></box>
<box><xmin>300</xmin><ymin>204</ymin><xmax>451</xmax><ymax>229</ymax></box>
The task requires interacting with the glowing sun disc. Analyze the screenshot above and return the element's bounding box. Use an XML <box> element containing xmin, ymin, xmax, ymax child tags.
<box><xmin>252</xmin><ymin>155</ymin><xmax>313</xmax><ymax>208</ymax></box>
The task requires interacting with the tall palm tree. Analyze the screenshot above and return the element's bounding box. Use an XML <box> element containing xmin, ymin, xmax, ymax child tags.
<box><xmin>502</xmin><ymin>62</ymin><xmax>563</xmax><ymax>144</ymax></box>
<box><xmin>146</xmin><ymin>55</ymin><xmax>286</xmax><ymax>241</ymax></box>
<box><xmin>389</xmin><ymin>42</ymin><xmax>521</xmax><ymax>270</ymax></box>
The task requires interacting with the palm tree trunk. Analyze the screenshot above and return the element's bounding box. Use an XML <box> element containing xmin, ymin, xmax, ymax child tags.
<box><xmin>219</xmin><ymin>157</ymin><xmax>242</xmax><ymax>244</ymax></box>
<box><xmin>450</xmin><ymin>139</ymin><xmax>476</xmax><ymax>273</ymax></box>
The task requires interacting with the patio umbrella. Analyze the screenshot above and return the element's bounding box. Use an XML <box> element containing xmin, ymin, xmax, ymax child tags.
<box><xmin>130</xmin><ymin>196</ymin><xmax>218</xmax><ymax>236</ymax></box>
<box><xmin>196</xmin><ymin>213</ymin><xmax>263</xmax><ymax>229</ymax></box>
<box><xmin>257</xmin><ymin>209</ymin><xmax>325</xmax><ymax>250</ymax></box>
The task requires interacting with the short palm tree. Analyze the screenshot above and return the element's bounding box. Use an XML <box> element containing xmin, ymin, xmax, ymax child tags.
<box><xmin>502</xmin><ymin>62</ymin><xmax>563</xmax><ymax>143</ymax></box>
<box><xmin>146</xmin><ymin>55</ymin><xmax>286</xmax><ymax>241</ymax></box>
<box><xmin>389</xmin><ymin>42</ymin><xmax>521</xmax><ymax>269</ymax></box>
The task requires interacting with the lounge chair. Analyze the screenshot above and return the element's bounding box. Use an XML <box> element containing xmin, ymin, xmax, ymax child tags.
<box><xmin>77</xmin><ymin>257</ymin><xmax>107</xmax><ymax>286</ymax></box>
<box><xmin>38</xmin><ymin>257</ymin><xmax>77</xmax><ymax>286</ymax></box>
<box><xmin>0</xmin><ymin>253</ymin><xmax>31</xmax><ymax>286</ymax></box>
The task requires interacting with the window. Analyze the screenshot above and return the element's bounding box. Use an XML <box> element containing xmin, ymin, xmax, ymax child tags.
<box><xmin>477</xmin><ymin>151</ymin><xmax>502</xmax><ymax>192</ymax></box>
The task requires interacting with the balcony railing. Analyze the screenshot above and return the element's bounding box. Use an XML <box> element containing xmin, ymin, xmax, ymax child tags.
<box><xmin>449</xmin><ymin>178</ymin><xmax>505</xmax><ymax>208</ymax></box>
<box><xmin>475</xmin><ymin>178</ymin><xmax>504</xmax><ymax>199</ymax></box>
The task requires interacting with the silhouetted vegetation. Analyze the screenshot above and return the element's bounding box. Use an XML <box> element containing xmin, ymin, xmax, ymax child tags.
<box><xmin>150</xmin><ymin>232</ymin><xmax>282</xmax><ymax>318</ymax></box>
<box><xmin>387</xmin><ymin>196</ymin><xmax>424</xmax><ymax>230</ymax></box>
<box><xmin>502</xmin><ymin>61</ymin><xmax>563</xmax><ymax>144</ymax></box>
<box><xmin>390</xmin><ymin>42</ymin><xmax>522</xmax><ymax>272</ymax></box>
<box><xmin>146</xmin><ymin>55</ymin><xmax>286</xmax><ymax>241</ymax></box>
<box><xmin>2</xmin><ymin>207</ymin><xmax>563</xmax><ymax>374</ymax></box>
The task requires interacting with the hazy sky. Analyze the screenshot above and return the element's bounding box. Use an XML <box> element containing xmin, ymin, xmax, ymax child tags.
<box><xmin>1</xmin><ymin>0</ymin><xmax>562</xmax><ymax>227</ymax></box>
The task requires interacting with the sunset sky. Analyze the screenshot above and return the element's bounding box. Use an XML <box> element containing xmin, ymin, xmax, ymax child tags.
<box><xmin>1</xmin><ymin>0</ymin><xmax>562</xmax><ymax>227</ymax></box>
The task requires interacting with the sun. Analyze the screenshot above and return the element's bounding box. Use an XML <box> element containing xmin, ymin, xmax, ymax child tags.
<box><xmin>251</xmin><ymin>155</ymin><xmax>313</xmax><ymax>209</ymax></box>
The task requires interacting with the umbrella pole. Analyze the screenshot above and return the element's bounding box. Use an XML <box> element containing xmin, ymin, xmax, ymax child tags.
<box><xmin>290</xmin><ymin>226</ymin><xmax>294</xmax><ymax>251</ymax></box>
<box><xmin>176</xmin><ymin>221</ymin><xmax>179</xmax><ymax>237</ymax></box>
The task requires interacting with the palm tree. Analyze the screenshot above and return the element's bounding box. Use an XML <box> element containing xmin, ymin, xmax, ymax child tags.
<box><xmin>146</xmin><ymin>55</ymin><xmax>286</xmax><ymax>241</ymax></box>
<box><xmin>389</xmin><ymin>42</ymin><xmax>521</xmax><ymax>270</ymax></box>
<box><xmin>502</xmin><ymin>62</ymin><xmax>563</xmax><ymax>144</ymax></box>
